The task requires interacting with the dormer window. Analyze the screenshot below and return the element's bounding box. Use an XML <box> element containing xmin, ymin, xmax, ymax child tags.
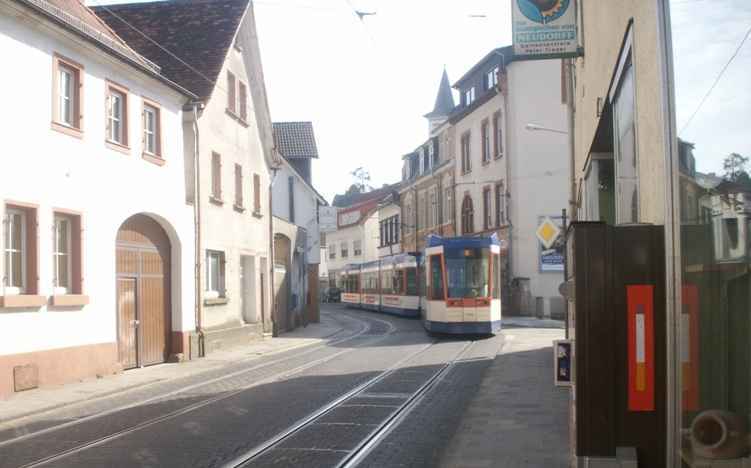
<box><xmin>486</xmin><ymin>67</ymin><xmax>499</xmax><ymax>90</ymax></box>
<box><xmin>464</xmin><ymin>87</ymin><xmax>476</xmax><ymax>106</ymax></box>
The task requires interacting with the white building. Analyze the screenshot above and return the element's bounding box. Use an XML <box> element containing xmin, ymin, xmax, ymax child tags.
<box><xmin>450</xmin><ymin>47</ymin><xmax>569</xmax><ymax>318</ymax></box>
<box><xmin>377</xmin><ymin>195</ymin><xmax>403</xmax><ymax>258</ymax></box>
<box><xmin>98</xmin><ymin>0</ymin><xmax>279</xmax><ymax>350</ymax></box>
<box><xmin>0</xmin><ymin>0</ymin><xmax>196</xmax><ymax>396</ymax></box>
<box><xmin>271</xmin><ymin>122</ymin><xmax>327</xmax><ymax>331</ymax></box>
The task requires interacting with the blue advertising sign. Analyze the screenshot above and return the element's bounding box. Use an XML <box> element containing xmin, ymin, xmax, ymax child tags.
<box><xmin>512</xmin><ymin>0</ymin><xmax>579</xmax><ymax>59</ymax></box>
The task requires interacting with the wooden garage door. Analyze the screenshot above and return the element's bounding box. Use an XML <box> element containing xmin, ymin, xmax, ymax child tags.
<box><xmin>116</xmin><ymin>215</ymin><xmax>171</xmax><ymax>369</ymax></box>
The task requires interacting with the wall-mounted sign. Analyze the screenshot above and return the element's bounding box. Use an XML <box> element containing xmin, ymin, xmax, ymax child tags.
<box><xmin>554</xmin><ymin>339</ymin><xmax>572</xmax><ymax>386</ymax></box>
<box><xmin>319</xmin><ymin>206</ymin><xmax>338</xmax><ymax>233</ymax></box>
<box><xmin>538</xmin><ymin>216</ymin><xmax>565</xmax><ymax>272</ymax></box>
<box><xmin>512</xmin><ymin>0</ymin><xmax>579</xmax><ymax>59</ymax></box>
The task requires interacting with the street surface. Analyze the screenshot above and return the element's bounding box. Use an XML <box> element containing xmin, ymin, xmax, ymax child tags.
<box><xmin>0</xmin><ymin>305</ymin><xmax>568</xmax><ymax>468</ymax></box>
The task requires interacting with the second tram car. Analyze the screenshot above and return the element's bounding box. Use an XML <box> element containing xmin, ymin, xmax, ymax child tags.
<box><xmin>422</xmin><ymin>235</ymin><xmax>502</xmax><ymax>334</ymax></box>
<box><xmin>340</xmin><ymin>254</ymin><xmax>421</xmax><ymax>317</ymax></box>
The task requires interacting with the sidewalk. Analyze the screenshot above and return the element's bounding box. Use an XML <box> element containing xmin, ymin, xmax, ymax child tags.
<box><xmin>440</xmin><ymin>328</ymin><xmax>570</xmax><ymax>468</ymax></box>
<box><xmin>502</xmin><ymin>316</ymin><xmax>565</xmax><ymax>329</ymax></box>
<box><xmin>0</xmin><ymin>312</ymin><xmax>345</xmax><ymax>427</ymax></box>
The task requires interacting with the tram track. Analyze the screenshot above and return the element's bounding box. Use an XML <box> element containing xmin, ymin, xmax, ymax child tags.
<box><xmin>225</xmin><ymin>339</ymin><xmax>477</xmax><ymax>468</ymax></box>
<box><xmin>2</xmin><ymin>311</ymin><xmax>399</xmax><ymax>468</ymax></box>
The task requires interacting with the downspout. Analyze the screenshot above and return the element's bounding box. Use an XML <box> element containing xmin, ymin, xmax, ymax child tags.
<box><xmin>496</xmin><ymin>51</ymin><xmax>515</xmax><ymax>309</ymax></box>
<box><xmin>268</xmin><ymin>163</ymin><xmax>279</xmax><ymax>336</ymax></box>
<box><xmin>191</xmin><ymin>102</ymin><xmax>205</xmax><ymax>358</ymax></box>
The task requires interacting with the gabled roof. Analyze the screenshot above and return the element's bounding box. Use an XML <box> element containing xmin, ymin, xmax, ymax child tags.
<box><xmin>332</xmin><ymin>183</ymin><xmax>401</xmax><ymax>208</ymax></box>
<box><xmin>48</xmin><ymin>0</ymin><xmax>134</xmax><ymax>51</ymax></box>
<box><xmin>424</xmin><ymin>68</ymin><xmax>455</xmax><ymax>119</ymax></box>
<box><xmin>273</xmin><ymin>122</ymin><xmax>319</xmax><ymax>160</ymax></box>
<box><xmin>94</xmin><ymin>0</ymin><xmax>249</xmax><ymax>100</ymax></box>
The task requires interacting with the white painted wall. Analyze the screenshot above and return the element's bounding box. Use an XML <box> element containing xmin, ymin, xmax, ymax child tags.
<box><xmin>324</xmin><ymin>210</ymin><xmax>379</xmax><ymax>285</ymax></box>
<box><xmin>271</xmin><ymin>159</ymin><xmax>321</xmax><ymax>264</ymax></box>
<box><xmin>0</xmin><ymin>3</ymin><xmax>195</xmax><ymax>355</ymax></box>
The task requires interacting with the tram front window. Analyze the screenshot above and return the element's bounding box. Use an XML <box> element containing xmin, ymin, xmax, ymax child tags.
<box><xmin>446</xmin><ymin>248</ymin><xmax>489</xmax><ymax>299</ymax></box>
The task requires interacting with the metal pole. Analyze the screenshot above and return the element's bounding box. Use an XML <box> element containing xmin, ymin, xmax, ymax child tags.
<box><xmin>561</xmin><ymin>208</ymin><xmax>568</xmax><ymax>339</ymax></box>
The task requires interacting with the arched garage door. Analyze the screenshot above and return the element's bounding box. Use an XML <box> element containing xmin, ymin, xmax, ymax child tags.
<box><xmin>116</xmin><ymin>214</ymin><xmax>171</xmax><ymax>369</ymax></box>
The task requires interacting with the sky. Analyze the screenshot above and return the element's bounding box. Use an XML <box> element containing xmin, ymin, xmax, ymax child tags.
<box><xmin>669</xmin><ymin>0</ymin><xmax>751</xmax><ymax>177</ymax></box>
<box><xmin>253</xmin><ymin>0</ymin><xmax>513</xmax><ymax>203</ymax></box>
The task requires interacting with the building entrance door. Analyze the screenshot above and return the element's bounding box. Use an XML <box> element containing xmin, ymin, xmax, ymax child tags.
<box><xmin>116</xmin><ymin>214</ymin><xmax>171</xmax><ymax>369</ymax></box>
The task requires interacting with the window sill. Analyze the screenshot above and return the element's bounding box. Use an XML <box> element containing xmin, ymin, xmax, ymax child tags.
<box><xmin>225</xmin><ymin>109</ymin><xmax>249</xmax><ymax>127</ymax></box>
<box><xmin>106</xmin><ymin>140</ymin><xmax>131</xmax><ymax>155</ymax></box>
<box><xmin>481</xmin><ymin>159</ymin><xmax>491</xmax><ymax>166</ymax></box>
<box><xmin>494</xmin><ymin>154</ymin><xmax>504</xmax><ymax>160</ymax></box>
<box><xmin>252</xmin><ymin>210</ymin><xmax>263</xmax><ymax>218</ymax></box>
<box><xmin>233</xmin><ymin>204</ymin><xmax>246</xmax><ymax>213</ymax></box>
<box><xmin>209</xmin><ymin>196</ymin><xmax>224</xmax><ymax>206</ymax></box>
<box><xmin>204</xmin><ymin>297</ymin><xmax>229</xmax><ymax>306</ymax></box>
<box><xmin>0</xmin><ymin>295</ymin><xmax>47</xmax><ymax>309</ymax></box>
<box><xmin>50</xmin><ymin>294</ymin><xmax>89</xmax><ymax>307</ymax></box>
<box><xmin>51</xmin><ymin>121</ymin><xmax>83</xmax><ymax>139</ymax></box>
<box><xmin>142</xmin><ymin>153</ymin><xmax>165</xmax><ymax>166</ymax></box>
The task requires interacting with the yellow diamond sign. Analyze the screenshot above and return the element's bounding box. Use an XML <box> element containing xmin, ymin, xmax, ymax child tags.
<box><xmin>536</xmin><ymin>217</ymin><xmax>561</xmax><ymax>250</ymax></box>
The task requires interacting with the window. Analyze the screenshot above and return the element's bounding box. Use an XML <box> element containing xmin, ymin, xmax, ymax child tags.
<box><xmin>53</xmin><ymin>55</ymin><xmax>82</xmax><ymax>133</ymax></box>
<box><xmin>52</xmin><ymin>212</ymin><xmax>82</xmax><ymax>297</ymax></box>
<box><xmin>238</xmin><ymin>81</ymin><xmax>248</xmax><ymax>121</ymax></box>
<box><xmin>380</xmin><ymin>269</ymin><xmax>394</xmax><ymax>295</ymax></box>
<box><xmin>493</xmin><ymin>111</ymin><xmax>503</xmax><ymax>159</ymax></box>
<box><xmin>495</xmin><ymin>182</ymin><xmax>505</xmax><ymax>226</ymax></box>
<box><xmin>483</xmin><ymin>187</ymin><xmax>492</xmax><ymax>230</ymax></box>
<box><xmin>492</xmin><ymin>253</ymin><xmax>501</xmax><ymax>299</ymax></box>
<box><xmin>395</xmin><ymin>215</ymin><xmax>400</xmax><ymax>243</ymax></box>
<box><xmin>353</xmin><ymin>240</ymin><xmax>362</xmax><ymax>256</ymax></box>
<box><xmin>461</xmin><ymin>132</ymin><xmax>472</xmax><ymax>173</ymax></box>
<box><xmin>253</xmin><ymin>173</ymin><xmax>261</xmax><ymax>214</ymax></box>
<box><xmin>430</xmin><ymin>254</ymin><xmax>444</xmax><ymax>300</ymax></box>
<box><xmin>106</xmin><ymin>82</ymin><xmax>128</xmax><ymax>147</ymax></box>
<box><xmin>446</xmin><ymin>247</ymin><xmax>489</xmax><ymax>299</ymax></box>
<box><xmin>613</xmin><ymin>61</ymin><xmax>638</xmax><ymax>224</ymax></box>
<box><xmin>341</xmin><ymin>242</ymin><xmax>349</xmax><ymax>258</ymax></box>
<box><xmin>405</xmin><ymin>267</ymin><xmax>418</xmax><ymax>296</ymax></box>
<box><xmin>461</xmin><ymin>195</ymin><xmax>474</xmax><ymax>234</ymax></box>
<box><xmin>142</xmin><ymin>102</ymin><xmax>161</xmax><ymax>157</ymax></box>
<box><xmin>481</xmin><ymin>119</ymin><xmax>491</xmax><ymax>164</ymax></box>
<box><xmin>227</xmin><ymin>71</ymin><xmax>236</xmax><ymax>114</ymax></box>
<box><xmin>464</xmin><ymin>87</ymin><xmax>476</xmax><ymax>106</ymax></box>
<box><xmin>288</xmin><ymin>176</ymin><xmax>295</xmax><ymax>223</ymax></box>
<box><xmin>2</xmin><ymin>204</ymin><xmax>38</xmax><ymax>297</ymax></box>
<box><xmin>418</xmin><ymin>192</ymin><xmax>426</xmax><ymax>231</ymax></box>
<box><xmin>205</xmin><ymin>250</ymin><xmax>226</xmax><ymax>298</ymax></box>
<box><xmin>419</xmin><ymin>151</ymin><xmax>425</xmax><ymax>175</ymax></box>
<box><xmin>211</xmin><ymin>152</ymin><xmax>222</xmax><ymax>202</ymax></box>
<box><xmin>444</xmin><ymin>188</ymin><xmax>453</xmax><ymax>224</ymax></box>
<box><xmin>430</xmin><ymin>188</ymin><xmax>439</xmax><ymax>228</ymax></box>
<box><xmin>329</xmin><ymin>247</ymin><xmax>336</xmax><ymax>259</ymax></box>
<box><xmin>234</xmin><ymin>164</ymin><xmax>244</xmax><ymax>209</ymax></box>
<box><xmin>486</xmin><ymin>67</ymin><xmax>499</xmax><ymax>90</ymax></box>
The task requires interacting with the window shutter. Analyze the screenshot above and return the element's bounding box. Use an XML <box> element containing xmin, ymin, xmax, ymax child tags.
<box><xmin>253</xmin><ymin>173</ymin><xmax>261</xmax><ymax>213</ymax></box>
<box><xmin>239</xmin><ymin>82</ymin><xmax>247</xmax><ymax>121</ymax></box>
<box><xmin>227</xmin><ymin>72</ymin><xmax>236</xmax><ymax>113</ymax></box>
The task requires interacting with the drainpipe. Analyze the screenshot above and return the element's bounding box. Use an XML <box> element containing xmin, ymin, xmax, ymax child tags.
<box><xmin>495</xmin><ymin>50</ymin><xmax>515</xmax><ymax>307</ymax></box>
<box><xmin>191</xmin><ymin>102</ymin><xmax>205</xmax><ymax>358</ymax></box>
<box><xmin>268</xmin><ymin>163</ymin><xmax>280</xmax><ymax>336</ymax></box>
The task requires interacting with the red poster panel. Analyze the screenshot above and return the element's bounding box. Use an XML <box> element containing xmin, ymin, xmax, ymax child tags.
<box><xmin>627</xmin><ymin>285</ymin><xmax>655</xmax><ymax>412</ymax></box>
<box><xmin>682</xmin><ymin>284</ymin><xmax>700</xmax><ymax>411</ymax></box>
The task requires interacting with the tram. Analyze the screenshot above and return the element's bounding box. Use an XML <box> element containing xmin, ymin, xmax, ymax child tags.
<box><xmin>422</xmin><ymin>234</ymin><xmax>502</xmax><ymax>335</ymax></box>
<box><xmin>340</xmin><ymin>253</ymin><xmax>421</xmax><ymax>318</ymax></box>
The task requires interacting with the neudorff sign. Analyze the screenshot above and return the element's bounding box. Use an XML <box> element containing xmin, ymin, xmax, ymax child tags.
<box><xmin>512</xmin><ymin>0</ymin><xmax>578</xmax><ymax>59</ymax></box>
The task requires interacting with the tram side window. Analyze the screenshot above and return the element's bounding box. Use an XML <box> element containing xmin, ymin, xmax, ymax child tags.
<box><xmin>394</xmin><ymin>269</ymin><xmax>404</xmax><ymax>295</ymax></box>
<box><xmin>492</xmin><ymin>253</ymin><xmax>501</xmax><ymax>299</ymax></box>
<box><xmin>406</xmin><ymin>267</ymin><xmax>418</xmax><ymax>296</ymax></box>
<box><xmin>380</xmin><ymin>269</ymin><xmax>393</xmax><ymax>295</ymax></box>
<box><xmin>430</xmin><ymin>255</ymin><xmax>444</xmax><ymax>300</ymax></box>
<box><xmin>364</xmin><ymin>272</ymin><xmax>378</xmax><ymax>294</ymax></box>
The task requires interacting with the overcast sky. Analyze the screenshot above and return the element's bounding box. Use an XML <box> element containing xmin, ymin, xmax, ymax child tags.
<box><xmin>253</xmin><ymin>0</ymin><xmax>512</xmax><ymax>202</ymax></box>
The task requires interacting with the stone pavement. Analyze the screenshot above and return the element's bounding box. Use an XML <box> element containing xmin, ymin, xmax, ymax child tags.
<box><xmin>0</xmin><ymin>312</ymin><xmax>345</xmax><ymax>426</ymax></box>
<box><xmin>440</xmin><ymin>328</ymin><xmax>570</xmax><ymax>468</ymax></box>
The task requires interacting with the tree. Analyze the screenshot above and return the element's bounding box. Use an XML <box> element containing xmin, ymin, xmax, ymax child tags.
<box><xmin>350</xmin><ymin>167</ymin><xmax>372</xmax><ymax>192</ymax></box>
<box><xmin>723</xmin><ymin>153</ymin><xmax>750</xmax><ymax>182</ymax></box>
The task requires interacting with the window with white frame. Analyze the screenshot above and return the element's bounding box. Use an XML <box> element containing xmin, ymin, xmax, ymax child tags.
<box><xmin>341</xmin><ymin>242</ymin><xmax>349</xmax><ymax>258</ymax></box>
<box><xmin>52</xmin><ymin>216</ymin><xmax>71</xmax><ymax>293</ymax></box>
<box><xmin>59</xmin><ymin>65</ymin><xmax>75</xmax><ymax>126</ymax></box>
<box><xmin>205</xmin><ymin>250</ymin><xmax>226</xmax><ymax>298</ymax></box>
<box><xmin>464</xmin><ymin>87</ymin><xmax>476</xmax><ymax>106</ymax></box>
<box><xmin>143</xmin><ymin>103</ymin><xmax>160</xmax><ymax>156</ymax></box>
<box><xmin>3</xmin><ymin>209</ymin><xmax>26</xmax><ymax>294</ymax></box>
<box><xmin>486</xmin><ymin>67</ymin><xmax>499</xmax><ymax>90</ymax></box>
<box><xmin>53</xmin><ymin>55</ymin><xmax>82</xmax><ymax>132</ymax></box>
<box><xmin>353</xmin><ymin>240</ymin><xmax>362</xmax><ymax>256</ymax></box>
<box><xmin>329</xmin><ymin>245</ymin><xmax>336</xmax><ymax>259</ymax></box>
<box><xmin>107</xmin><ymin>85</ymin><xmax>128</xmax><ymax>145</ymax></box>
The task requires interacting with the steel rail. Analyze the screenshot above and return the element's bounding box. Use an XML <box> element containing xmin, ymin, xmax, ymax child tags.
<box><xmin>12</xmin><ymin>312</ymin><xmax>397</xmax><ymax>468</ymax></box>
<box><xmin>228</xmin><ymin>340</ymin><xmax>475</xmax><ymax>468</ymax></box>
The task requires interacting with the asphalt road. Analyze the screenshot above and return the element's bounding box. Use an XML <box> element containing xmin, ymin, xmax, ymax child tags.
<box><xmin>0</xmin><ymin>305</ymin><xmax>506</xmax><ymax>468</ymax></box>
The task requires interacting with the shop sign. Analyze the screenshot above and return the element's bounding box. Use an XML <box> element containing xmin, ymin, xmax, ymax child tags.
<box><xmin>319</xmin><ymin>206</ymin><xmax>338</xmax><ymax>233</ymax></box>
<box><xmin>554</xmin><ymin>339</ymin><xmax>573</xmax><ymax>386</ymax></box>
<box><xmin>512</xmin><ymin>0</ymin><xmax>579</xmax><ymax>59</ymax></box>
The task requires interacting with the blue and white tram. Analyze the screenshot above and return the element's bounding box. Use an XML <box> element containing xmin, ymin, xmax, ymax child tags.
<box><xmin>341</xmin><ymin>263</ymin><xmax>361</xmax><ymax>307</ymax></box>
<box><xmin>422</xmin><ymin>235</ymin><xmax>502</xmax><ymax>335</ymax></box>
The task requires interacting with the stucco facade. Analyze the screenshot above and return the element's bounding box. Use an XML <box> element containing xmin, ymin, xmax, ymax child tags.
<box><xmin>0</xmin><ymin>0</ymin><xmax>195</xmax><ymax>396</ymax></box>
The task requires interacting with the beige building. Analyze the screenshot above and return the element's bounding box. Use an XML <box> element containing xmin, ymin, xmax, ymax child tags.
<box><xmin>99</xmin><ymin>0</ymin><xmax>279</xmax><ymax>354</ymax></box>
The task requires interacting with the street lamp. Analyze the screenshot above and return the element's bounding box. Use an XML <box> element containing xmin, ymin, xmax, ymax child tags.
<box><xmin>525</xmin><ymin>123</ymin><xmax>568</xmax><ymax>134</ymax></box>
